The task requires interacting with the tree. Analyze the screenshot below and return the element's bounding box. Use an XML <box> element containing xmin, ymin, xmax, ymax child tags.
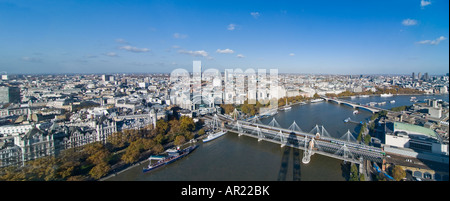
<box><xmin>221</xmin><ymin>104</ymin><xmax>235</xmax><ymax>114</ymax></box>
<box><xmin>180</xmin><ymin>116</ymin><xmax>195</xmax><ymax>133</ymax></box>
<box><xmin>313</xmin><ymin>93</ymin><xmax>320</xmax><ymax>99</ymax></box>
<box><xmin>156</xmin><ymin>119</ymin><xmax>169</xmax><ymax>135</ymax></box>
<box><xmin>349</xmin><ymin>164</ymin><xmax>360</xmax><ymax>181</ymax></box>
<box><xmin>198</xmin><ymin>128</ymin><xmax>205</xmax><ymax>136</ymax></box>
<box><xmin>357</xmin><ymin>123</ymin><xmax>366</xmax><ymax>142</ymax></box>
<box><xmin>107</xmin><ymin>131</ymin><xmax>127</xmax><ymax>149</ymax></box>
<box><xmin>89</xmin><ymin>161</ymin><xmax>111</xmax><ymax>179</ymax></box>
<box><xmin>155</xmin><ymin>134</ymin><xmax>164</xmax><ymax>144</ymax></box>
<box><xmin>364</xmin><ymin>134</ymin><xmax>372</xmax><ymax>145</ymax></box>
<box><xmin>152</xmin><ymin>144</ymin><xmax>164</xmax><ymax>154</ymax></box>
<box><xmin>174</xmin><ymin>135</ymin><xmax>186</xmax><ymax>146</ymax></box>
<box><xmin>121</xmin><ymin>144</ymin><xmax>141</xmax><ymax>164</ymax></box>
<box><xmin>83</xmin><ymin>142</ymin><xmax>111</xmax><ymax>165</ymax></box>
<box><xmin>391</xmin><ymin>165</ymin><xmax>406</xmax><ymax>181</ymax></box>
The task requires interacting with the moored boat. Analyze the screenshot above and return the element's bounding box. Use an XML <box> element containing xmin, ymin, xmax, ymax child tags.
<box><xmin>143</xmin><ymin>145</ymin><xmax>199</xmax><ymax>173</ymax></box>
<box><xmin>203</xmin><ymin>130</ymin><xmax>227</xmax><ymax>143</ymax></box>
<box><xmin>310</xmin><ymin>99</ymin><xmax>324</xmax><ymax>103</ymax></box>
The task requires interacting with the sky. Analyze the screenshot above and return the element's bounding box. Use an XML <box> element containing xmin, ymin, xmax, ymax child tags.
<box><xmin>0</xmin><ymin>0</ymin><xmax>448</xmax><ymax>75</ymax></box>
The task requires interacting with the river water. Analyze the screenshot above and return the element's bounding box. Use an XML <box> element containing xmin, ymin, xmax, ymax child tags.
<box><xmin>106</xmin><ymin>94</ymin><xmax>448</xmax><ymax>181</ymax></box>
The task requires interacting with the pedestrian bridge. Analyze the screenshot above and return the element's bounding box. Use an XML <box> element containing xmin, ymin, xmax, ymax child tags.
<box><xmin>208</xmin><ymin>114</ymin><xmax>385</xmax><ymax>165</ymax></box>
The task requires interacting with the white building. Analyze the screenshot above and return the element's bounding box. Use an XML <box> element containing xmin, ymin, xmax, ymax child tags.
<box><xmin>385</xmin><ymin>122</ymin><xmax>448</xmax><ymax>156</ymax></box>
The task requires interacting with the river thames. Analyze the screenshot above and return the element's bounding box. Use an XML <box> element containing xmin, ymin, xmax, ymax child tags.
<box><xmin>106</xmin><ymin>94</ymin><xmax>448</xmax><ymax>181</ymax></box>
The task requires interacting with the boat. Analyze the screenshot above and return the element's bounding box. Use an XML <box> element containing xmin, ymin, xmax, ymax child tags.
<box><xmin>378</xmin><ymin>101</ymin><xmax>386</xmax><ymax>105</ymax></box>
<box><xmin>353</xmin><ymin>110</ymin><xmax>359</xmax><ymax>115</ymax></box>
<box><xmin>380</xmin><ymin>93</ymin><xmax>393</xmax><ymax>97</ymax></box>
<box><xmin>390</xmin><ymin>100</ymin><xmax>395</xmax><ymax>103</ymax></box>
<box><xmin>143</xmin><ymin>145</ymin><xmax>199</xmax><ymax>173</ymax></box>
<box><xmin>310</xmin><ymin>99</ymin><xmax>324</xmax><ymax>103</ymax></box>
<box><xmin>203</xmin><ymin>114</ymin><xmax>227</xmax><ymax>143</ymax></box>
<box><xmin>410</xmin><ymin>97</ymin><xmax>417</xmax><ymax>102</ymax></box>
<box><xmin>203</xmin><ymin>130</ymin><xmax>227</xmax><ymax>143</ymax></box>
<box><xmin>359</xmin><ymin>95</ymin><xmax>369</xmax><ymax>98</ymax></box>
<box><xmin>280</xmin><ymin>99</ymin><xmax>292</xmax><ymax>110</ymax></box>
<box><xmin>344</xmin><ymin>117</ymin><xmax>350</xmax><ymax>123</ymax></box>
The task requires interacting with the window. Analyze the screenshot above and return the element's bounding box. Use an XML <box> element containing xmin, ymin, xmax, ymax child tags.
<box><xmin>409</xmin><ymin>141</ymin><xmax>432</xmax><ymax>152</ymax></box>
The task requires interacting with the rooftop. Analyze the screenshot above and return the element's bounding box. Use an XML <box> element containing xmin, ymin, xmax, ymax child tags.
<box><xmin>394</xmin><ymin>122</ymin><xmax>438</xmax><ymax>140</ymax></box>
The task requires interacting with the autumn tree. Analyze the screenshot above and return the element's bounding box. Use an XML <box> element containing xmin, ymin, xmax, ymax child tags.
<box><xmin>391</xmin><ymin>165</ymin><xmax>406</xmax><ymax>181</ymax></box>
<box><xmin>174</xmin><ymin>135</ymin><xmax>186</xmax><ymax>146</ymax></box>
<box><xmin>107</xmin><ymin>131</ymin><xmax>127</xmax><ymax>149</ymax></box>
<box><xmin>198</xmin><ymin>128</ymin><xmax>205</xmax><ymax>136</ymax></box>
<box><xmin>179</xmin><ymin>116</ymin><xmax>195</xmax><ymax>133</ymax></box>
<box><xmin>220</xmin><ymin>104</ymin><xmax>235</xmax><ymax>114</ymax></box>
<box><xmin>89</xmin><ymin>161</ymin><xmax>111</xmax><ymax>179</ymax></box>
<box><xmin>156</xmin><ymin>119</ymin><xmax>169</xmax><ymax>135</ymax></box>
<box><xmin>121</xmin><ymin>143</ymin><xmax>141</xmax><ymax>164</ymax></box>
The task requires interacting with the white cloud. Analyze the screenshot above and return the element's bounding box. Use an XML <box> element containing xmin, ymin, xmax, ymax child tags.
<box><xmin>227</xmin><ymin>24</ymin><xmax>236</xmax><ymax>31</ymax></box>
<box><xmin>289</xmin><ymin>53</ymin><xmax>295</xmax><ymax>56</ymax></box>
<box><xmin>115</xmin><ymin>38</ymin><xmax>129</xmax><ymax>44</ymax></box>
<box><xmin>416</xmin><ymin>36</ymin><xmax>446</xmax><ymax>45</ymax></box>
<box><xmin>216</xmin><ymin>48</ymin><xmax>234</xmax><ymax>54</ymax></box>
<box><xmin>402</xmin><ymin>19</ymin><xmax>418</xmax><ymax>26</ymax></box>
<box><xmin>236</xmin><ymin>54</ymin><xmax>245</xmax><ymax>58</ymax></box>
<box><xmin>119</xmin><ymin>45</ymin><xmax>150</xmax><ymax>53</ymax></box>
<box><xmin>421</xmin><ymin>0</ymin><xmax>431</xmax><ymax>8</ymax></box>
<box><xmin>173</xmin><ymin>33</ymin><xmax>188</xmax><ymax>39</ymax></box>
<box><xmin>178</xmin><ymin>49</ymin><xmax>209</xmax><ymax>57</ymax></box>
<box><xmin>250</xmin><ymin>12</ymin><xmax>260</xmax><ymax>19</ymax></box>
<box><xmin>21</xmin><ymin>56</ymin><xmax>43</xmax><ymax>62</ymax></box>
<box><xmin>105</xmin><ymin>52</ymin><xmax>118</xmax><ymax>57</ymax></box>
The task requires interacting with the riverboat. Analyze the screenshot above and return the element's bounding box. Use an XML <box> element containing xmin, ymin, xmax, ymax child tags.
<box><xmin>143</xmin><ymin>145</ymin><xmax>199</xmax><ymax>173</ymax></box>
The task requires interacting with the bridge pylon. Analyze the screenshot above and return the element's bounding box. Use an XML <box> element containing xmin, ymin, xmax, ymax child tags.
<box><xmin>234</xmin><ymin>121</ymin><xmax>243</xmax><ymax>136</ymax></box>
<box><xmin>253</xmin><ymin>125</ymin><xmax>263</xmax><ymax>141</ymax></box>
<box><xmin>302</xmin><ymin>137</ymin><xmax>315</xmax><ymax>164</ymax></box>
<box><xmin>279</xmin><ymin>130</ymin><xmax>286</xmax><ymax>147</ymax></box>
<box><xmin>334</xmin><ymin>144</ymin><xmax>355</xmax><ymax>163</ymax></box>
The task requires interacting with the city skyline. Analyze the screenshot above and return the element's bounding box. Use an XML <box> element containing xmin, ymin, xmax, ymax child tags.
<box><xmin>0</xmin><ymin>0</ymin><xmax>449</xmax><ymax>75</ymax></box>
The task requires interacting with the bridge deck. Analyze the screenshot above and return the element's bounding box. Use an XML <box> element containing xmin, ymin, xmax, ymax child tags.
<box><xmin>209</xmin><ymin>114</ymin><xmax>385</xmax><ymax>164</ymax></box>
<box><xmin>223</xmin><ymin>128</ymin><xmax>363</xmax><ymax>164</ymax></box>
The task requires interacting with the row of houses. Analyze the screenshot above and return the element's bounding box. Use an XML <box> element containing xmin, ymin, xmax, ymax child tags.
<box><xmin>0</xmin><ymin>117</ymin><xmax>117</xmax><ymax>167</ymax></box>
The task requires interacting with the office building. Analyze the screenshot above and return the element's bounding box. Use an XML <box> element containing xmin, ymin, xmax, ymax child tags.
<box><xmin>0</xmin><ymin>86</ymin><xmax>20</xmax><ymax>104</ymax></box>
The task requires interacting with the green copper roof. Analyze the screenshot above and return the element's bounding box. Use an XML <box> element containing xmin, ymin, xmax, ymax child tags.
<box><xmin>394</xmin><ymin>122</ymin><xmax>437</xmax><ymax>139</ymax></box>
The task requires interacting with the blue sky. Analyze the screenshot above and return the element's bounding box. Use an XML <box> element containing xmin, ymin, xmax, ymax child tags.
<box><xmin>0</xmin><ymin>0</ymin><xmax>448</xmax><ymax>75</ymax></box>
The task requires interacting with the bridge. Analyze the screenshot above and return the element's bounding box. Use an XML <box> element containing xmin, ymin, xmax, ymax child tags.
<box><xmin>321</xmin><ymin>96</ymin><xmax>384</xmax><ymax>114</ymax></box>
<box><xmin>206</xmin><ymin>114</ymin><xmax>385</xmax><ymax>165</ymax></box>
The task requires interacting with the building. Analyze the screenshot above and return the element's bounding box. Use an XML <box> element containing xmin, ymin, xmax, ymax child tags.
<box><xmin>385</xmin><ymin>122</ymin><xmax>448</xmax><ymax>161</ymax></box>
<box><xmin>0</xmin><ymin>86</ymin><xmax>20</xmax><ymax>104</ymax></box>
<box><xmin>101</xmin><ymin>74</ymin><xmax>114</xmax><ymax>82</ymax></box>
<box><xmin>14</xmin><ymin>127</ymin><xmax>55</xmax><ymax>164</ymax></box>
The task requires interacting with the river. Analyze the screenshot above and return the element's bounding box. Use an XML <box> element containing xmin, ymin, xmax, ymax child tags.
<box><xmin>106</xmin><ymin>94</ymin><xmax>448</xmax><ymax>181</ymax></box>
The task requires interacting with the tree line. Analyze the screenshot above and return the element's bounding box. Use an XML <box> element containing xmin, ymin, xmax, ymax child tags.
<box><xmin>0</xmin><ymin>116</ymin><xmax>204</xmax><ymax>181</ymax></box>
<box><xmin>220</xmin><ymin>95</ymin><xmax>310</xmax><ymax>117</ymax></box>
